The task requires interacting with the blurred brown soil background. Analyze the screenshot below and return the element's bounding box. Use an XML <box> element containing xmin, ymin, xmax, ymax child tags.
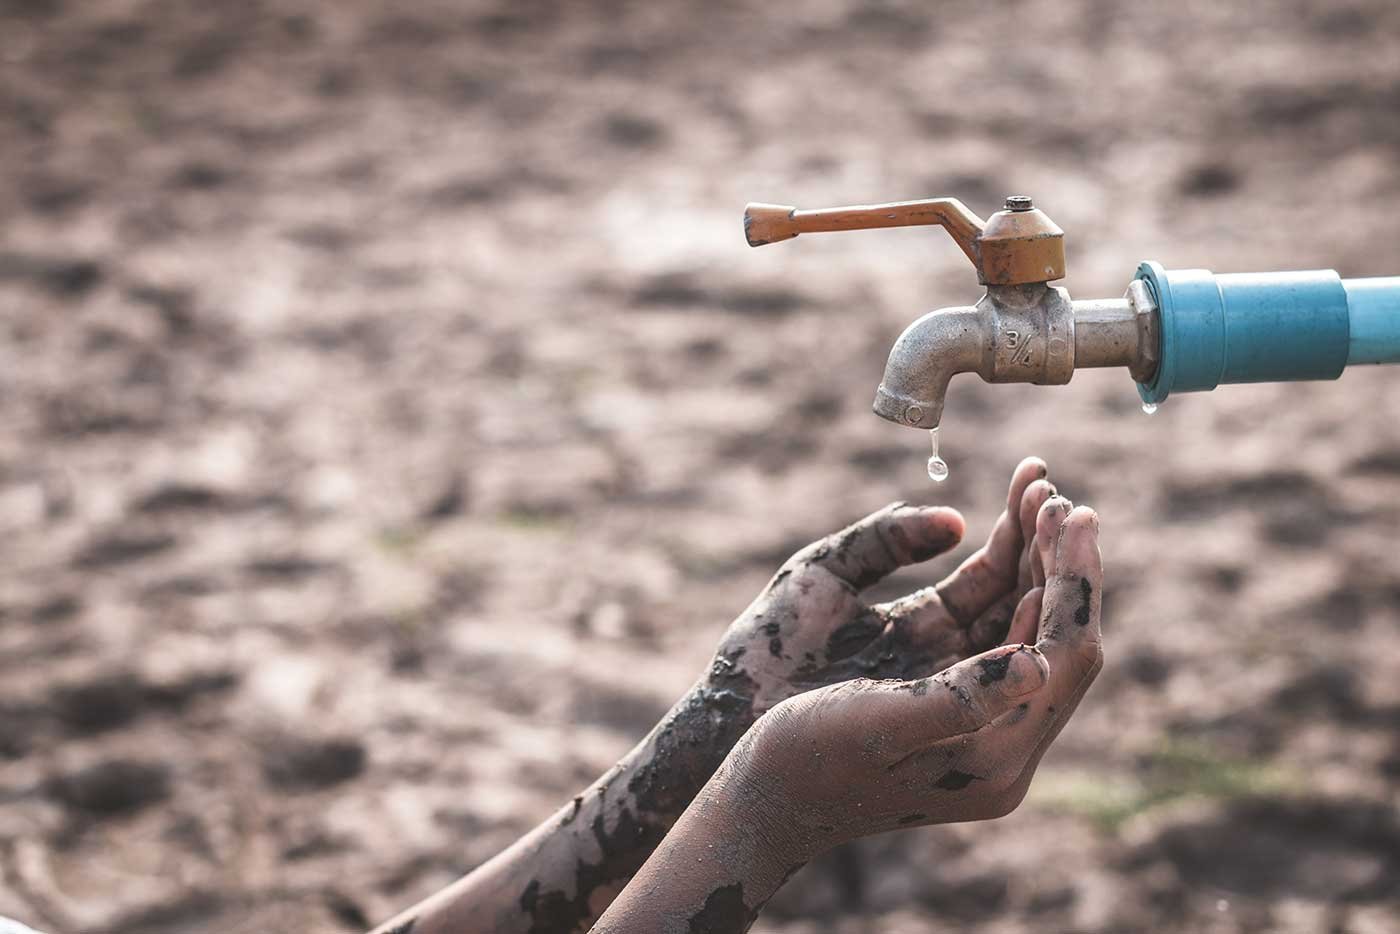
<box><xmin>2</xmin><ymin>2</ymin><xmax>1399</xmax><ymax>932</ymax></box>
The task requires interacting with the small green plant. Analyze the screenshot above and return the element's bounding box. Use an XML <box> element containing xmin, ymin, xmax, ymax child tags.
<box><xmin>1029</xmin><ymin>738</ymin><xmax>1301</xmax><ymax>832</ymax></box>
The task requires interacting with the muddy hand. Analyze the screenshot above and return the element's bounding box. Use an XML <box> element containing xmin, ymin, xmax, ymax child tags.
<box><xmin>733</xmin><ymin>498</ymin><xmax>1103</xmax><ymax>851</ymax></box>
<box><xmin>706</xmin><ymin>456</ymin><xmax>1056</xmax><ymax>716</ymax></box>
<box><xmin>369</xmin><ymin>463</ymin><xmax>1059</xmax><ymax>934</ymax></box>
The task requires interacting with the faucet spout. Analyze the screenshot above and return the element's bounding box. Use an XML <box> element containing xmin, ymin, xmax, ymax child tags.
<box><xmin>873</xmin><ymin>284</ymin><xmax>1079</xmax><ymax>429</ymax></box>
<box><xmin>873</xmin><ymin>305</ymin><xmax>986</xmax><ymax>429</ymax></box>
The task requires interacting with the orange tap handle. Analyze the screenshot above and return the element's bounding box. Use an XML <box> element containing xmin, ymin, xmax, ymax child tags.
<box><xmin>743</xmin><ymin>198</ymin><xmax>985</xmax><ymax>266</ymax></box>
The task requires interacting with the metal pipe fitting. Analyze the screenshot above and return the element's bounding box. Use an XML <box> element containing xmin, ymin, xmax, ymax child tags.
<box><xmin>1071</xmin><ymin>279</ymin><xmax>1159</xmax><ymax>383</ymax></box>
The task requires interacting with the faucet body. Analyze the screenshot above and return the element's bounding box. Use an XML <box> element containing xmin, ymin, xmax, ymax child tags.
<box><xmin>874</xmin><ymin>280</ymin><xmax>1159</xmax><ymax>429</ymax></box>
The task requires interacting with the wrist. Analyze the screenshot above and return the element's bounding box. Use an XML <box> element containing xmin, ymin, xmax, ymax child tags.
<box><xmin>677</xmin><ymin>752</ymin><xmax>815</xmax><ymax>915</ymax></box>
<box><xmin>592</xmin><ymin>757</ymin><xmax>809</xmax><ymax>934</ymax></box>
<box><xmin>715</xmin><ymin>755</ymin><xmax>816</xmax><ymax>874</ymax></box>
<box><xmin>720</xmin><ymin>717</ymin><xmax>829</xmax><ymax>864</ymax></box>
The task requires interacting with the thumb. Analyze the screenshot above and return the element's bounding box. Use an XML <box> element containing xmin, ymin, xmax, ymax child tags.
<box><xmin>800</xmin><ymin>502</ymin><xmax>965</xmax><ymax>591</ymax></box>
<box><xmin>880</xmin><ymin>644</ymin><xmax>1050</xmax><ymax>751</ymax></box>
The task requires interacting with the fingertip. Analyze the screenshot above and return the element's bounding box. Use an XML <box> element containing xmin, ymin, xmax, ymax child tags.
<box><xmin>1017</xmin><ymin>455</ymin><xmax>1048</xmax><ymax>480</ymax></box>
<box><xmin>1059</xmin><ymin>505</ymin><xmax>1100</xmax><ymax>542</ymax></box>
<box><xmin>925</xmin><ymin>505</ymin><xmax>967</xmax><ymax>542</ymax></box>
<box><xmin>1067</xmin><ymin>505</ymin><xmax>1099</xmax><ymax>529</ymax></box>
<box><xmin>1020</xmin><ymin>479</ymin><xmax>1055</xmax><ymax>526</ymax></box>
<box><xmin>1007</xmin><ymin>457</ymin><xmax>1048</xmax><ymax>511</ymax></box>
<box><xmin>899</xmin><ymin>505</ymin><xmax>965</xmax><ymax>562</ymax></box>
<box><xmin>1036</xmin><ymin>495</ymin><xmax>1072</xmax><ymax>574</ymax></box>
<box><xmin>1055</xmin><ymin>506</ymin><xmax>1102</xmax><ymax>576</ymax></box>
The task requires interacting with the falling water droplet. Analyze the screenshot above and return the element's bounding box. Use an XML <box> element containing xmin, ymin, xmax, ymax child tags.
<box><xmin>1142</xmin><ymin>402</ymin><xmax>1159</xmax><ymax>415</ymax></box>
<box><xmin>927</xmin><ymin>428</ymin><xmax>949</xmax><ymax>482</ymax></box>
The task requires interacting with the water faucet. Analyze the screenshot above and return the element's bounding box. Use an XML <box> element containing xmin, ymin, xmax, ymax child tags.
<box><xmin>743</xmin><ymin>194</ymin><xmax>1400</xmax><ymax>432</ymax></box>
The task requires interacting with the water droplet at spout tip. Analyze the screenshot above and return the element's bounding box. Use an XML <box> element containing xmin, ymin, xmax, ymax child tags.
<box><xmin>927</xmin><ymin>427</ymin><xmax>948</xmax><ymax>481</ymax></box>
<box><xmin>1141</xmin><ymin>402</ymin><xmax>1158</xmax><ymax>415</ymax></box>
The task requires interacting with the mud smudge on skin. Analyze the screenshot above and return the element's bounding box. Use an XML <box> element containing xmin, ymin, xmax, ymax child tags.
<box><xmin>768</xmin><ymin>636</ymin><xmax>782</xmax><ymax>657</ymax></box>
<box><xmin>628</xmin><ymin>658</ymin><xmax>757</xmax><ymax>818</ymax></box>
<box><xmin>688</xmin><ymin>883</ymin><xmax>757</xmax><ymax>933</ymax></box>
<box><xmin>811</xmin><ymin>616</ymin><xmax>933</xmax><ymax>683</ymax></box>
<box><xmin>975</xmin><ymin>653</ymin><xmax>1013</xmax><ymax>685</ymax></box>
<box><xmin>934</xmin><ymin>769</ymin><xmax>979</xmax><ymax>790</ymax></box>
<box><xmin>824</xmin><ymin>612</ymin><xmax>883</xmax><ymax>663</ymax></box>
<box><xmin>942</xmin><ymin>678</ymin><xmax>973</xmax><ymax>706</ymax></box>
<box><xmin>709</xmin><ymin>646</ymin><xmax>745</xmax><ymax>681</ymax></box>
<box><xmin>1075</xmin><ymin>577</ymin><xmax>1093</xmax><ymax>626</ymax></box>
<box><xmin>519</xmin><ymin>805</ymin><xmax>667</xmax><ymax>934</ymax></box>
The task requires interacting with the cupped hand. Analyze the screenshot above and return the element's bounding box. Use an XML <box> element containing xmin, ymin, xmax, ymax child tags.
<box><xmin>736</xmin><ymin>499</ymin><xmax>1103</xmax><ymax>851</ymax></box>
<box><xmin>702</xmin><ymin>457</ymin><xmax>1057</xmax><ymax>716</ymax></box>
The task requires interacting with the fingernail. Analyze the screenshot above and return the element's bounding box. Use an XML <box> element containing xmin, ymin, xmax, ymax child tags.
<box><xmin>1002</xmin><ymin>647</ymin><xmax>1049</xmax><ymax>697</ymax></box>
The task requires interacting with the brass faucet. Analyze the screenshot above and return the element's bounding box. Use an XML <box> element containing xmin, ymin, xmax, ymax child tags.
<box><xmin>743</xmin><ymin>196</ymin><xmax>1159</xmax><ymax>430</ymax></box>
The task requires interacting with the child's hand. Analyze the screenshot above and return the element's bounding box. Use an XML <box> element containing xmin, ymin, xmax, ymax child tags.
<box><xmin>703</xmin><ymin>457</ymin><xmax>1056</xmax><ymax>718</ymax></box>
<box><xmin>734</xmin><ymin>499</ymin><xmax>1102</xmax><ymax>852</ymax></box>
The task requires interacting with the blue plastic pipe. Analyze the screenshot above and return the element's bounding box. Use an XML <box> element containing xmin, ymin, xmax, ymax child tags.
<box><xmin>1134</xmin><ymin>262</ymin><xmax>1400</xmax><ymax>404</ymax></box>
<box><xmin>1346</xmin><ymin>276</ymin><xmax>1400</xmax><ymax>365</ymax></box>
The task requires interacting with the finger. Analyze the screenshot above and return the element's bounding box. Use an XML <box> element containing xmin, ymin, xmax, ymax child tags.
<box><xmin>1035</xmin><ymin>495</ymin><xmax>1073</xmax><ymax>583</ymax></box>
<box><xmin>802</xmin><ymin>503</ymin><xmax>965</xmax><ymax>591</ymax></box>
<box><xmin>1004</xmin><ymin>586</ymin><xmax>1044</xmax><ymax>645</ymax></box>
<box><xmin>1036</xmin><ymin>506</ymin><xmax>1104</xmax><ymax>681</ymax></box>
<box><xmin>965</xmin><ymin>477</ymin><xmax>1058</xmax><ymax>649</ymax></box>
<box><xmin>879</xmin><ymin>644</ymin><xmax>1050</xmax><ymax>751</ymax></box>
<box><xmin>1021</xmin><ymin>478</ymin><xmax>1054</xmax><ymax>589</ymax></box>
<box><xmin>933</xmin><ymin>458</ymin><xmax>1048</xmax><ymax>624</ymax></box>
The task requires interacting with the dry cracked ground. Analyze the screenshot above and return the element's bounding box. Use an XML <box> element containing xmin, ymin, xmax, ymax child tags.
<box><xmin>1</xmin><ymin>1</ymin><xmax>1399</xmax><ymax>932</ymax></box>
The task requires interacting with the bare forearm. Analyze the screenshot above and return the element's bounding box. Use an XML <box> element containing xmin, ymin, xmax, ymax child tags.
<box><xmin>368</xmin><ymin>682</ymin><xmax>756</xmax><ymax>934</ymax></box>
<box><xmin>590</xmin><ymin>756</ymin><xmax>804</xmax><ymax>934</ymax></box>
